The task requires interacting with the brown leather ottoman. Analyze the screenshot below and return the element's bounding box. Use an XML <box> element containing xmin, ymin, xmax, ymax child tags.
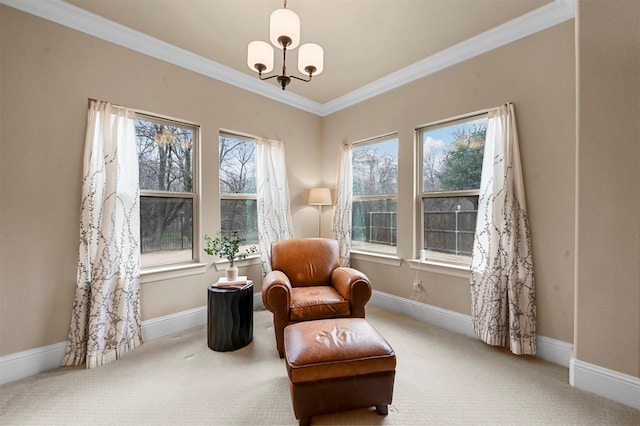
<box><xmin>284</xmin><ymin>318</ymin><xmax>396</xmax><ymax>426</ymax></box>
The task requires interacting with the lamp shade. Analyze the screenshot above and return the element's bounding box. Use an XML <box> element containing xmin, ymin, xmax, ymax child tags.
<box><xmin>308</xmin><ymin>187</ymin><xmax>332</xmax><ymax>205</ymax></box>
<box><xmin>270</xmin><ymin>8</ymin><xmax>300</xmax><ymax>49</ymax></box>
<box><xmin>247</xmin><ymin>40</ymin><xmax>274</xmax><ymax>73</ymax></box>
<box><xmin>297</xmin><ymin>43</ymin><xmax>324</xmax><ymax>76</ymax></box>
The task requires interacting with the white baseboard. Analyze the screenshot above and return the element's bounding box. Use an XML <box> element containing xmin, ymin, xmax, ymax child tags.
<box><xmin>0</xmin><ymin>293</ymin><xmax>265</xmax><ymax>385</ymax></box>
<box><xmin>371</xmin><ymin>290</ymin><xmax>640</xmax><ymax>410</ymax></box>
<box><xmin>141</xmin><ymin>305</ymin><xmax>207</xmax><ymax>341</ymax></box>
<box><xmin>371</xmin><ymin>290</ymin><xmax>476</xmax><ymax>337</ymax></box>
<box><xmin>370</xmin><ymin>290</ymin><xmax>572</xmax><ymax>367</ymax></box>
<box><xmin>570</xmin><ymin>358</ymin><xmax>640</xmax><ymax>410</ymax></box>
<box><xmin>536</xmin><ymin>334</ymin><xmax>574</xmax><ymax>367</ymax></box>
<box><xmin>253</xmin><ymin>292</ymin><xmax>264</xmax><ymax>310</ymax></box>
<box><xmin>3</xmin><ymin>291</ymin><xmax>638</xmax><ymax>411</ymax></box>
<box><xmin>0</xmin><ymin>341</ymin><xmax>68</xmax><ymax>385</ymax></box>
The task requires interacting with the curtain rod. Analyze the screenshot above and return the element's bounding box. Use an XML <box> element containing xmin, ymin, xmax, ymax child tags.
<box><xmin>415</xmin><ymin>103</ymin><xmax>512</xmax><ymax>130</ymax></box>
<box><xmin>88</xmin><ymin>98</ymin><xmax>201</xmax><ymax>127</ymax></box>
<box><xmin>220</xmin><ymin>128</ymin><xmax>284</xmax><ymax>145</ymax></box>
<box><xmin>351</xmin><ymin>131</ymin><xmax>398</xmax><ymax>147</ymax></box>
<box><xmin>87</xmin><ymin>98</ymin><xmax>124</xmax><ymax>109</ymax></box>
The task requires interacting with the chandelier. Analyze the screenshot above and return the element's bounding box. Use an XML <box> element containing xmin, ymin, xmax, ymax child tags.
<box><xmin>247</xmin><ymin>0</ymin><xmax>324</xmax><ymax>91</ymax></box>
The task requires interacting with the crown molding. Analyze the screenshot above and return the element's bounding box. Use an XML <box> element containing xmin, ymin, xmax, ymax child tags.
<box><xmin>321</xmin><ymin>0</ymin><xmax>575</xmax><ymax>116</ymax></box>
<box><xmin>1</xmin><ymin>0</ymin><xmax>574</xmax><ymax>117</ymax></box>
<box><xmin>0</xmin><ymin>0</ymin><xmax>324</xmax><ymax>115</ymax></box>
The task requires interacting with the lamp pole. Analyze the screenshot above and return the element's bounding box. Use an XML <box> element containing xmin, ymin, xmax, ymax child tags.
<box><xmin>317</xmin><ymin>204</ymin><xmax>323</xmax><ymax>237</ymax></box>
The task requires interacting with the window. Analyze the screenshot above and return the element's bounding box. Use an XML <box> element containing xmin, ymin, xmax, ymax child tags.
<box><xmin>135</xmin><ymin>113</ymin><xmax>198</xmax><ymax>268</ymax></box>
<box><xmin>351</xmin><ymin>134</ymin><xmax>399</xmax><ymax>254</ymax></box>
<box><xmin>418</xmin><ymin>114</ymin><xmax>488</xmax><ymax>265</ymax></box>
<box><xmin>219</xmin><ymin>132</ymin><xmax>258</xmax><ymax>246</ymax></box>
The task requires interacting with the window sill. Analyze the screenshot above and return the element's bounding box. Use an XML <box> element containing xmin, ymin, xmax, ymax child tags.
<box><xmin>407</xmin><ymin>259</ymin><xmax>470</xmax><ymax>279</ymax></box>
<box><xmin>213</xmin><ymin>254</ymin><xmax>262</xmax><ymax>271</ymax></box>
<box><xmin>350</xmin><ymin>250</ymin><xmax>402</xmax><ymax>267</ymax></box>
<box><xmin>141</xmin><ymin>262</ymin><xmax>209</xmax><ymax>284</ymax></box>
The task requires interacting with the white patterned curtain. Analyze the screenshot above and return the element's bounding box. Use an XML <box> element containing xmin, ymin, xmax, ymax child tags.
<box><xmin>470</xmin><ymin>103</ymin><xmax>536</xmax><ymax>355</ymax></box>
<box><xmin>63</xmin><ymin>100</ymin><xmax>142</xmax><ymax>368</ymax></box>
<box><xmin>256</xmin><ymin>138</ymin><xmax>294</xmax><ymax>274</ymax></box>
<box><xmin>331</xmin><ymin>144</ymin><xmax>353</xmax><ymax>267</ymax></box>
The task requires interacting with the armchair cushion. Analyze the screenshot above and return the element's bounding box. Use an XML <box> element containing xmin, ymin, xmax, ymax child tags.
<box><xmin>290</xmin><ymin>287</ymin><xmax>350</xmax><ymax>321</ymax></box>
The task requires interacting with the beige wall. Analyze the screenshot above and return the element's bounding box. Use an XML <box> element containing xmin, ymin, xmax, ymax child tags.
<box><xmin>2</xmin><ymin>2</ymin><xmax>638</xmax><ymax>382</ymax></box>
<box><xmin>575</xmin><ymin>0</ymin><xmax>640</xmax><ymax>377</ymax></box>
<box><xmin>323</xmin><ymin>22</ymin><xmax>577</xmax><ymax>342</ymax></box>
<box><xmin>0</xmin><ymin>6</ymin><xmax>322</xmax><ymax>355</ymax></box>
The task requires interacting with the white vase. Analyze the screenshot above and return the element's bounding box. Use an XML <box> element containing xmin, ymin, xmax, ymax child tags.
<box><xmin>225</xmin><ymin>265</ymin><xmax>239</xmax><ymax>281</ymax></box>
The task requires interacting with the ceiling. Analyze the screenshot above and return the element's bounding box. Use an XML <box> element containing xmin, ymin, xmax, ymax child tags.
<box><xmin>4</xmin><ymin>0</ymin><xmax>574</xmax><ymax>115</ymax></box>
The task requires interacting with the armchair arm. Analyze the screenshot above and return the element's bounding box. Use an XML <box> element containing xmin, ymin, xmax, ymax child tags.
<box><xmin>331</xmin><ymin>267</ymin><xmax>372</xmax><ymax>318</ymax></box>
<box><xmin>262</xmin><ymin>270</ymin><xmax>292</xmax><ymax>314</ymax></box>
<box><xmin>262</xmin><ymin>270</ymin><xmax>293</xmax><ymax>358</ymax></box>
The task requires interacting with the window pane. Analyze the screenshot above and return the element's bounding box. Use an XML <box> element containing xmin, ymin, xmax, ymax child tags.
<box><xmin>219</xmin><ymin>135</ymin><xmax>256</xmax><ymax>194</ymax></box>
<box><xmin>422</xmin><ymin>196</ymin><xmax>478</xmax><ymax>258</ymax></box>
<box><xmin>351</xmin><ymin>135</ymin><xmax>398</xmax><ymax>254</ymax></box>
<box><xmin>422</xmin><ymin>118</ymin><xmax>486</xmax><ymax>192</ymax></box>
<box><xmin>353</xmin><ymin>138</ymin><xmax>398</xmax><ymax>196</ymax></box>
<box><xmin>140</xmin><ymin>196</ymin><xmax>193</xmax><ymax>267</ymax></box>
<box><xmin>221</xmin><ymin>199</ymin><xmax>258</xmax><ymax>245</ymax></box>
<box><xmin>352</xmin><ymin>198</ymin><xmax>397</xmax><ymax>253</ymax></box>
<box><xmin>136</xmin><ymin>118</ymin><xmax>193</xmax><ymax>192</ymax></box>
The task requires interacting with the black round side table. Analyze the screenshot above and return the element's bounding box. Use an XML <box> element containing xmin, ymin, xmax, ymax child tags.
<box><xmin>207</xmin><ymin>282</ymin><xmax>253</xmax><ymax>351</ymax></box>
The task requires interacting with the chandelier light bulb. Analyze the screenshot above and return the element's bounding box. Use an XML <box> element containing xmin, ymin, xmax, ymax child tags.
<box><xmin>270</xmin><ymin>8</ymin><xmax>300</xmax><ymax>49</ymax></box>
<box><xmin>247</xmin><ymin>40</ymin><xmax>274</xmax><ymax>73</ymax></box>
<box><xmin>298</xmin><ymin>43</ymin><xmax>324</xmax><ymax>76</ymax></box>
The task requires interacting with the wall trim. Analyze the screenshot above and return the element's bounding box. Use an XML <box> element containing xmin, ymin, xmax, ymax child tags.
<box><xmin>537</xmin><ymin>334</ymin><xmax>574</xmax><ymax>368</ymax></box>
<box><xmin>5</xmin><ymin>291</ymin><xmax>638</xmax><ymax>411</ymax></box>
<box><xmin>0</xmin><ymin>0</ymin><xmax>574</xmax><ymax>117</ymax></box>
<box><xmin>372</xmin><ymin>290</ymin><xmax>639</xmax><ymax>410</ymax></box>
<box><xmin>141</xmin><ymin>305</ymin><xmax>207</xmax><ymax>342</ymax></box>
<box><xmin>570</xmin><ymin>358</ymin><xmax>640</xmax><ymax>410</ymax></box>
<box><xmin>322</xmin><ymin>0</ymin><xmax>575</xmax><ymax>115</ymax></box>
<box><xmin>0</xmin><ymin>341</ymin><xmax>68</xmax><ymax>385</ymax></box>
<box><xmin>0</xmin><ymin>0</ymin><xmax>323</xmax><ymax>115</ymax></box>
<box><xmin>371</xmin><ymin>290</ymin><xmax>476</xmax><ymax>338</ymax></box>
<box><xmin>0</xmin><ymin>294</ymin><xmax>264</xmax><ymax>385</ymax></box>
<box><xmin>370</xmin><ymin>290</ymin><xmax>573</xmax><ymax>368</ymax></box>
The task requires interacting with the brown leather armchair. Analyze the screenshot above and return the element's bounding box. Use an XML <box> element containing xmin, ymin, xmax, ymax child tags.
<box><xmin>262</xmin><ymin>238</ymin><xmax>372</xmax><ymax>357</ymax></box>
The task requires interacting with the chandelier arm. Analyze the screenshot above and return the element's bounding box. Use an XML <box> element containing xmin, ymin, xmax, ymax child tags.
<box><xmin>290</xmin><ymin>74</ymin><xmax>312</xmax><ymax>82</ymax></box>
<box><xmin>259</xmin><ymin>74</ymin><xmax>280</xmax><ymax>81</ymax></box>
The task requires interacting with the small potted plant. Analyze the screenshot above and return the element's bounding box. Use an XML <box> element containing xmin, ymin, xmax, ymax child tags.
<box><xmin>203</xmin><ymin>230</ymin><xmax>257</xmax><ymax>281</ymax></box>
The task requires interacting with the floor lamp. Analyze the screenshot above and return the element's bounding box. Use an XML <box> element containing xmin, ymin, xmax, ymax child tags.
<box><xmin>308</xmin><ymin>188</ymin><xmax>332</xmax><ymax>237</ymax></box>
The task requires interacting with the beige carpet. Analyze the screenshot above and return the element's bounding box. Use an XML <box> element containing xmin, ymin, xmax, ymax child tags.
<box><xmin>1</xmin><ymin>305</ymin><xmax>638</xmax><ymax>425</ymax></box>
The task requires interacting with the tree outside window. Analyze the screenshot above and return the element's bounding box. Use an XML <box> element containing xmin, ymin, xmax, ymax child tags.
<box><xmin>219</xmin><ymin>132</ymin><xmax>258</xmax><ymax>246</ymax></box>
<box><xmin>419</xmin><ymin>115</ymin><xmax>487</xmax><ymax>264</ymax></box>
<box><xmin>136</xmin><ymin>115</ymin><xmax>198</xmax><ymax>268</ymax></box>
<box><xmin>352</xmin><ymin>135</ymin><xmax>398</xmax><ymax>254</ymax></box>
